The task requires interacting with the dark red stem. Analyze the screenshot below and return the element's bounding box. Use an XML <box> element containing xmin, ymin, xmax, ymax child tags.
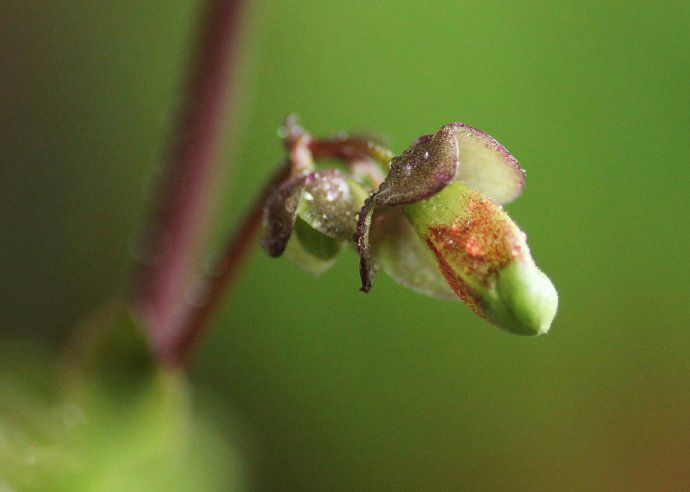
<box><xmin>167</xmin><ymin>163</ymin><xmax>291</xmax><ymax>366</ymax></box>
<box><xmin>133</xmin><ymin>0</ymin><xmax>245</xmax><ymax>360</ymax></box>
<box><xmin>131</xmin><ymin>0</ymin><xmax>396</xmax><ymax>367</ymax></box>
<box><xmin>165</xmin><ymin>134</ymin><xmax>392</xmax><ymax>366</ymax></box>
<box><xmin>309</xmin><ymin>137</ymin><xmax>392</xmax><ymax>168</ymax></box>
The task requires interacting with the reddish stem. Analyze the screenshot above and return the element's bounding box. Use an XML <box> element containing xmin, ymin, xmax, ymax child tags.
<box><xmin>164</xmin><ymin>131</ymin><xmax>394</xmax><ymax>365</ymax></box>
<box><xmin>167</xmin><ymin>163</ymin><xmax>291</xmax><ymax>366</ymax></box>
<box><xmin>133</xmin><ymin>0</ymin><xmax>245</xmax><ymax>358</ymax></box>
<box><xmin>131</xmin><ymin>0</ymin><xmax>396</xmax><ymax>366</ymax></box>
<box><xmin>309</xmin><ymin>137</ymin><xmax>392</xmax><ymax>168</ymax></box>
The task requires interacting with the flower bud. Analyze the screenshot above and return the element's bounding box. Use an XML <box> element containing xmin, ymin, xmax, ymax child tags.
<box><xmin>264</xmin><ymin>118</ymin><xmax>558</xmax><ymax>336</ymax></box>
<box><xmin>404</xmin><ymin>182</ymin><xmax>558</xmax><ymax>335</ymax></box>
<box><xmin>262</xmin><ymin>168</ymin><xmax>368</xmax><ymax>275</ymax></box>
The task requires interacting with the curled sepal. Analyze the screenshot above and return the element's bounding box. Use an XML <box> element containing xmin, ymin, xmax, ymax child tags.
<box><xmin>262</xmin><ymin>169</ymin><xmax>367</xmax><ymax>257</ymax></box>
<box><xmin>404</xmin><ymin>182</ymin><xmax>557</xmax><ymax>335</ymax></box>
<box><xmin>374</xmin><ymin>125</ymin><xmax>459</xmax><ymax>206</ymax></box>
<box><xmin>371</xmin><ymin>208</ymin><xmax>455</xmax><ymax>301</ymax></box>
<box><xmin>297</xmin><ymin>170</ymin><xmax>369</xmax><ymax>241</ymax></box>
<box><xmin>356</xmin><ymin>126</ymin><xmax>459</xmax><ymax>292</ymax></box>
<box><xmin>284</xmin><ymin>218</ymin><xmax>341</xmax><ymax>275</ymax></box>
<box><xmin>261</xmin><ymin>175</ymin><xmax>306</xmax><ymax>257</ymax></box>
<box><xmin>356</xmin><ymin>196</ymin><xmax>377</xmax><ymax>292</ymax></box>
<box><xmin>447</xmin><ymin>123</ymin><xmax>525</xmax><ymax>205</ymax></box>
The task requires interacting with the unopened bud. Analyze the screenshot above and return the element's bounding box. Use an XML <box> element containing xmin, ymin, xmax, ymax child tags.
<box><xmin>405</xmin><ymin>182</ymin><xmax>557</xmax><ymax>335</ymax></box>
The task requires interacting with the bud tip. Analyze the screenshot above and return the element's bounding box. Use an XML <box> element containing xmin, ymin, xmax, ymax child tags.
<box><xmin>489</xmin><ymin>261</ymin><xmax>558</xmax><ymax>336</ymax></box>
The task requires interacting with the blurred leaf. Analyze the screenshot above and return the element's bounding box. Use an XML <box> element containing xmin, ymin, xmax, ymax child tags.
<box><xmin>0</xmin><ymin>302</ymin><xmax>244</xmax><ymax>491</ymax></box>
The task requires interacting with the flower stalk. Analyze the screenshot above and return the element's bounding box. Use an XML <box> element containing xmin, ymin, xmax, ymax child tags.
<box><xmin>131</xmin><ymin>0</ymin><xmax>246</xmax><ymax>365</ymax></box>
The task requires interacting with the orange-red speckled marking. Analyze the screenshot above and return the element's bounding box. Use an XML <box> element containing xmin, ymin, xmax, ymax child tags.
<box><xmin>424</xmin><ymin>193</ymin><xmax>525</xmax><ymax>312</ymax></box>
<box><xmin>425</xmin><ymin>237</ymin><xmax>486</xmax><ymax>317</ymax></box>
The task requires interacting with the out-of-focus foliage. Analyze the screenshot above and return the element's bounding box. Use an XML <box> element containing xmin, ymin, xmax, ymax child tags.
<box><xmin>0</xmin><ymin>304</ymin><xmax>243</xmax><ymax>491</ymax></box>
<box><xmin>2</xmin><ymin>0</ymin><xmax>689</xmax><ymax>489</ymax></box>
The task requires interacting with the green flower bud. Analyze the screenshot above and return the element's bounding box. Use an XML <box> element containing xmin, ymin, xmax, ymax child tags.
<box><xmin>404</xmin><ymin>182</ymin><xmax>558</xmax><ymax>335</ymax></box>
<box><xmin>262</xmin><ymin>168</ymin><xmax>368</xmax><ymax>275</ymax></box>
<box><xmin>263</xmin><ymin>117</ymin><xmax>558</xmax><ymax>336</ymax></box>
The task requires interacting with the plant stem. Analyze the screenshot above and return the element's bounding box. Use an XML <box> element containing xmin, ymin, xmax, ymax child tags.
<box><xmin>164</xmin><ymin>132</ymin><xmax>394</xmax><ymax>366</ymax></box>
<box><xmin>309</xmin><ymin>137</ymin><xmax>392</xmax><ymax>170</ymax></box>
<box><xmin>132</xmin><ymin>0</ymin><xmax>245</xmax><ymax>360</ymax></box>
<box><xmin>167</xmin><ymin>163</ymin><xmax>291</xmax><ymax>366</ymax></box>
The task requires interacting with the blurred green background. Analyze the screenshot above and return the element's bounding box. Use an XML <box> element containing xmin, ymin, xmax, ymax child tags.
<box><xmin>2</xmin><ymin>0</ymin><xmax>689</xmax><ymax>489</ymax></box>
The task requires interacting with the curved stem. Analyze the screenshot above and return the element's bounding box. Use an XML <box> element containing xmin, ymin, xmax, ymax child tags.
<box><xmin>309</xmin><ymin>137</ymin><xmax>392</xmax><ymax>171</ymax></box>
<box><xmin>163</xmin><ymin>133</ymin><xmax>392</xmax><ymax>366</ymax></box>
<box><xmin>165</xmin><ymin>163</ymin><xmax>290</xmax><ymax>367</ymax></box>
<box><xmin>130</xmin><ymin>0</ymin><xmax>397</xmax><ymax>367</ymax></box>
